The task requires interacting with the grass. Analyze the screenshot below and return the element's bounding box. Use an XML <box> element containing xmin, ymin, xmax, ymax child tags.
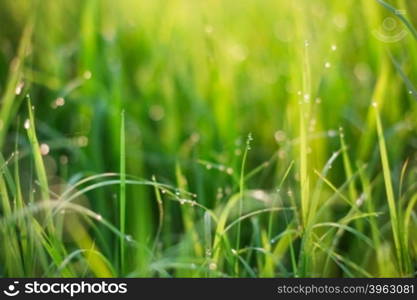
<box><xmin>119</xmin><ymin>110</ymin><xmax>126</xmax><ymax>274</ymax></box>
<box><xmin>0</xmin><ymin>0</ymin><xmax>417</xmax><ymax>278</ymax></box>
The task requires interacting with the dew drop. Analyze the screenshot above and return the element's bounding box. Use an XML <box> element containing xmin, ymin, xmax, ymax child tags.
<box><xmin>54</xmin><ymin>97</ymin><xmax>65</xmax><ymax>107</ymax></box>
<box><xmin>83</xmin><ymin>70</ymin><xmax>92</xmax><ymax>80</ymax></box>
<box><xmin>39</xmin><ymin>143</ymin><xmax>50</xmax><ymax>156</ymax></box>
<box><xmin>327</xmin><ymin>130</ymin><xmax>337</xmax><ymax>137</ymax></box>
<box><xmin>15</xmin><ymin>82</ymin><xmax>24</xmax><ymax>95</ymax></box>
<box><xmin>24</xmin><ymin>119</ymin><xmax>30</xmax><ymax>130</ymax></box>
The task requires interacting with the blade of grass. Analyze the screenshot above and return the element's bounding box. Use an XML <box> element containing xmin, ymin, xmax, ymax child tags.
<box><xmin>119</xmin><ymin>110</ymin><xmax>126</xmax><ymax>275</ymax></box>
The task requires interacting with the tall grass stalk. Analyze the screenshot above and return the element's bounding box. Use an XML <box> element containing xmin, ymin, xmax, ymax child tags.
<box><xmin>119</xmin><ymin>111</ymin><xmax>126</xmax><ymax>274</ymax></box>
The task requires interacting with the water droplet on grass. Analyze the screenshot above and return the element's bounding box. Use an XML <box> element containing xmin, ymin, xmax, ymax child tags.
<box><xmin>327</xmin><ymin>130</ymin><xmax>337</xmax><ymax>137</ymax></box>
<box><xmin>24</xmin><ymin>119</ymin><xmax>30</xmax><ymax>130</ymax></box>
<box><xmin>53</xmin><ymin>97</ymin><xmax>65</xmax><ymax>108</ymax></box>
<box><xmin>209</xmin><ymin>262</ymin><xmax>217</xmax><ymax>270</ymax></box>
<box><xmin>15</xmin><ymin>82</ymin><xmax>24</xmax><ymax>95</ymax></box>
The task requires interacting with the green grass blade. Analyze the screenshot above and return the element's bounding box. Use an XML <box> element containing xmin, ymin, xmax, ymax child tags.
<box><xmin>119</xmin><ymin>110</ymin><xmax>126</xmax><ymax>275</ymax></box>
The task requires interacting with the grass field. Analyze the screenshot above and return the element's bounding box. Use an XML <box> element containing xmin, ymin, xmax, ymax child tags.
<box><xmin>0</xmin><ymin>0</ymin><xmax>417</xmax><ymax>278</ymax></box>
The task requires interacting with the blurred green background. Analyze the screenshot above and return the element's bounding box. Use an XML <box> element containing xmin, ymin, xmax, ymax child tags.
<box><xmin>0</xmin><ymin>0</ymin><xmax>417</xmax><ymax>277</ymax></box>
